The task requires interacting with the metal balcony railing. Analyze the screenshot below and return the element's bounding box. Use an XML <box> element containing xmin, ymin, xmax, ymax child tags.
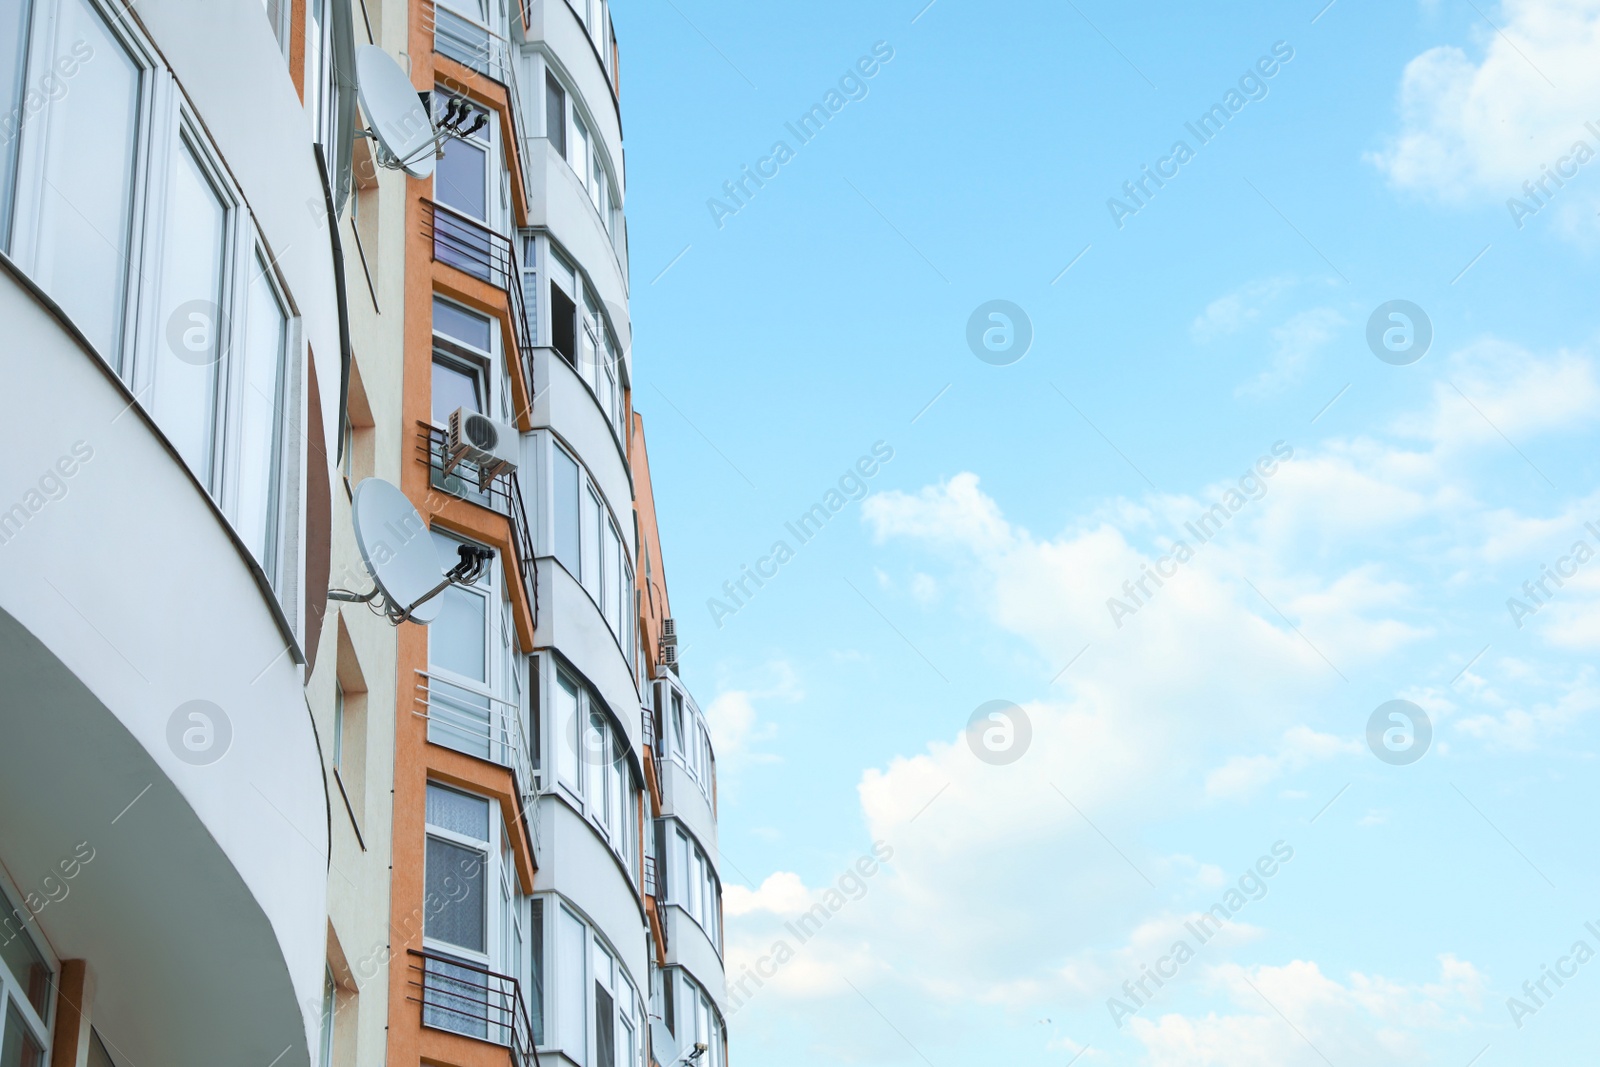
<box><xmin>408</xmin><ymin>949</ymin><xmax>539</xmax><ymax>1067</ymax></box>
<box><xmin>642</xmin><ymin>853</ymin><xmax>658</xmax><ymax>898</ymax></box>
<box><xmin>413</xmin><ymin>669</ymin><xmax>542</xmax><ymax>860</ymax></box>
<box><xmin>416</xmin><ymin>423</ymin><xmax>539</xmax><ymax>629</ymax></box>
<box><xmin>424</xmin><ymin>2</ymin><xmax>534</xmax><ymax>202</ymax></box>
<box><xmin>420</xmin><ymin>201</ymin><xmax>537</xmax><ymax>407</ymax></box>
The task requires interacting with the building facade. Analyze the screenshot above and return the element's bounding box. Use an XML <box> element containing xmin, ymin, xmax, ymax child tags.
<box><xmin>0</xmin><ymin>2</ymin><xmax>725</xmax><ymax>1067</ymax></box>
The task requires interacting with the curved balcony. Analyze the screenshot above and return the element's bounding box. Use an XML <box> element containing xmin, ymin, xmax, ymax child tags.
<box><xmin>525</xmin><ymin>137</ymin><xmax>631</xmax><ymax>329</ymax></box>
<box><xmin>529</xmin><ymin>347</ymin><xmax>632</xmax><ymax>534</ymax></box>
<box><xmin>535</xmin><ymin>559</ymin><xmax>641</xmax><ymax>756</ymax></box>
<box><xmin>533</xmin><ymin>799</ymin><xmax>650</xmax><ymax>991</ymax></box>
<box><xmin>0</xmin><ymin>271</ymin><xmax>326</xmax><ymax>1065</ymax></box>
<box><xmin>524</xmin><ymin>0</ymin><xmax>623</xmax><ymax>165</ymax></box>
<box><xmin>662</xmin><ymin>907</ymin><xmax>727</xmax><ymax>1017</ymax></box>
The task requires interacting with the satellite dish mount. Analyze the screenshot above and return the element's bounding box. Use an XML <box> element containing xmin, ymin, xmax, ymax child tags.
<box><xmin>329</xmin><ymin>478</ymin><xmax>492</xmax><ymax>626</ymax></box>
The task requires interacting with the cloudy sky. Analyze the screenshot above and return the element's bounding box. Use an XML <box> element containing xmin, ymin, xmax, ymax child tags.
<box><xmin>613</xmin><ymin>0</ymin><xmax>1600</xmax><ymax>1062</ymax></box>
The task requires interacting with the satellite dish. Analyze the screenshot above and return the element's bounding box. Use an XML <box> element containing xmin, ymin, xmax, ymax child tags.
<box><xmin>351</xmin><ymin>478</ymin><xmax>446</xmax><ymax>623</ymax></box>
<box><xmin>355</xmin><ymin>45</ymin><xmax>436</xmax><ymax>180</ymax></box>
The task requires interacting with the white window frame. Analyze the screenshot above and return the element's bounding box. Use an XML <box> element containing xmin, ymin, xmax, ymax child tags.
<box><xmin>538</xmin><ymin>434</ymin><xmax>634</xmax><ymax>655</ymax></box>
<box><xmin>431</xmin><ymin>295</ymin><xmax>509</xmax><ymax>426</ymax></box>
<box><xmin>0</xmin><ymin>876</ymin><xmax>56</xmax><ymax>1067</ymax></box>
<box><xmin>422</xmin><ymin>781</ymin><xmax>527</xmax><ymax>1045</ymax></box>
<box><xmin>433</xmin><ymin>91</ymin><xmax>506</xmax><ymax>234</ymax></box>
<box><xmin>5</xmin><ymin>0</ymin><xmax>298</xmax><ymax>584</ymax></box>
<box><xmin>536</xmin><ymin>897</ymin><xmax>643</xmax><ymax>1067</ymax></box>
<box><xmin>547</xmin><ymin>663</ymin><xmax>639</xmax><ymax>881</ymax></box>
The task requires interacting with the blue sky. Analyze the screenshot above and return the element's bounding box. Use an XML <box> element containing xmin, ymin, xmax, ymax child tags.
<box><xmin>611</xmin><ymin>0</ymin><xmax>1600</xmax><ymax>1062</ymax></box>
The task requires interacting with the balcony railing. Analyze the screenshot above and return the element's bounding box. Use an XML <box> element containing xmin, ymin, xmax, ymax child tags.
<box><xmin>416</xmin><ymin>422</ymin><xmax>539</xmax><ymax>629</ymax></box>
<box><xmin>421</xmin><ymin>201</ymin><xmax>537</xmax><ymax>407</ymax></box>
<box><xmin>408</xmin><ymin>949</ymin><xmax>539</xmax><ymax>1067</ymax></box>
<box><xmin>424</xmin><ymin>2</ymin><xmax>534</xmax><ymax>205</ymax></box>
<box><xmin>413</xmin><ymin>668</ymin><xmax>542</xmax><ymax>860</ymax></box>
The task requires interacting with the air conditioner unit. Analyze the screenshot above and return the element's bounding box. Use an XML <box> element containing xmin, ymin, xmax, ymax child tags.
<box><xmin>660</xmin><ymin>641</ymin><xmax>679</xmax><ymax>671</ymax></box>
<box><xmin>660</xmin><ymin>616</ymin><xmax>678</xmax><ymax>646</ymax></box>
<box><xmin>445</xmin><ymin>408</ymin><xmax>519</xmax><ymax>489</ymax></box>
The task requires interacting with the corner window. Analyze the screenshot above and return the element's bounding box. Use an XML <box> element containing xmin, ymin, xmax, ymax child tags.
<box><xmin>542</xmin><ymin>900</ymin><xmax>643</xmax><ymax>1067</ymax></box>
<box><xmin>435</xmin><ymin>98</ymin><xmax>490</xmax><ymax>221</ymax></box>
<box><xmin>544</xmin><ymin>73</ymin><xmax>566</xmax><ymax>159</ymax></box>
<box><xmin>150</xmin><ymin>130</ymin><xmax>231</xmax><ymax>483</ymax></box>
<box><xmin>12</xmin><ymin>0</ymin><xmax>144</xmax><ymax>368</ymax></box>
<box><xmin>552</xmin><ymin>445</ymin><xmax>581</xmax><ymax>576</ymax></box>
<box><xmin>0</xmin><ymin>0</ymin><xmax>36</xmax><ymax>251</ymax></box>
<box><xmin>0</xmin><ymin>885</ymin><xmax>53</xmax><ymax>1067</ymax></box>
<box><xmin>3</xmin><ymin>1</ymin><xmax>299</xmax><ymax>585</ymax></box>
<box><xmin>236</xmin><ymin>252</ymin><xmax>290</xmax><ymax>579</ymax></box>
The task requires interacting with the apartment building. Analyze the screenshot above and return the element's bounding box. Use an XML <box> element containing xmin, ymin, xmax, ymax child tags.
<box><xmin>388</xmin><ymin>3</ymin><xmax>729</xmax><ymax>1067</ymax></box>
<box><xmin>0</xmin><ymin>1</ymin><xmax>725</xmax><ymax>1067</ymax></box>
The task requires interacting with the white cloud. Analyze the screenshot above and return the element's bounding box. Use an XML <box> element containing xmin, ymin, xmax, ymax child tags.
<box><xmin>704</xmin><ymin>661</ymin><xmax>798</xmax><ymax>772</ymax></box>
<box><xmin>1205</xmin><ymin>726</ymin><xmax>1362</xmax><ymax>800</ymax></box>
<box><xmin>1238</xmin><ymin>308</ymin><xmax>1345</xmax><ymax>398</ymax></box>
<box><xmin>1130</xmin><ymin>957</ymin><xmax>1486</xmax><ymax>1066</ymax></box>
<box><xmin>1190</xmin><ymin>278</ymin><xmax>1295</xmax><ymax>341</ymax></box>
<box><xmin>725</xmin><ymin>339</ymin><xmax>1598</xmax><ymax>1056</ymax></box>
<box><xmin>1369</xmin><ymin>0</ymin><xmax>1600</xmax><ymax>233</ymax></box>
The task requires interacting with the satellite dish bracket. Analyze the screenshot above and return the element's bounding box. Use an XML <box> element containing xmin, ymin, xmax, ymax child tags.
<box><xmin>330</xmin><ymin>544</ymin><xmax>494</xmax><ymax>626</ymax></box>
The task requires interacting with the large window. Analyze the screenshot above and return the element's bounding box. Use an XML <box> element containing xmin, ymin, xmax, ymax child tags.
<box><xmin>656</xmin><ymin>677</ymin><xmax>715</xmax><ymax>804</ymax></box>
<box><xmin>2</xmin><ymin>0</ymin><xmax>297</xmax><ymax>584</ymax></box>
<box><xmin>547</xmin><ymin>440</ymin><xmax>633</xmax><ymax>657</ymax></box>
<box><xmin>427</xmin><ymin>529</ymin><xmax>495</xmax><ymax>760</ymax></box>
<box><xmin>549</xmin><ymin>665</ymin><xmax>639</xmax><ymax>880</ymax></box>
<box><xmin>652</xmin><ymin>970</ymin><xmax>724</xmax><ymax>1067</ymax></box>
<box><xmin>0</xmin><ymin>885</ymin><xmax>53</xmax><ymax>1067</ymax></box>
<box><xmin>540</xmin><ymin>900</ymin><xmax>643</xmax><ymax>1067</ymax></box>
<box><xmin>542</xmin><ymin>66</ymin><xmax>620</xmax><ymax>239</ymax></box>
<box><xmin>663</xmin><ymin>821</ymin><xmax>721</xmax><ymax>951</ymax></box>
<box><xmin>542</xmin><ymin>247</ymin><xmax>624</xmax><ymax>437</ymax></box>
<box><xmin>423</xmin><ymin>782</ymin><xmax>527</xmax><ymax>1045</ymax></box>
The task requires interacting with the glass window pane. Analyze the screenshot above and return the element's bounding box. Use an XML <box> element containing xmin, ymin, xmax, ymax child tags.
<box><xmin>530</xmin><ymin>898</ymin><xmax>545</xmax><ymax>1045</ymax></box>
<box><xmin>586</xmin><ymin>710</ymin><xmax>607</xmax><ymax>822</ymax></box>
<box><xmin>555</xmin><ymin>672</ymin><xmax>579</xmax><ymax>788</ymax></box>
<box><xmin>571</xmin><ymin>113</ymin><xmax>589</xmax><ymax>185</ymax></box>
<box><xmin>594</xmin><ymin>982</ymin><xmax>615</xmax><ymax>1067</ymax></box>
<box><xmin>151</xmin><ymin>134</ymin><xmax>228</xmax><ymax>480</ymax></box>
<box><xmin>436</xmin><ymin>111</ymin><xmax>487</xmax><ymax>219</ymax></box>
<box><xmin>425</xmin><ymin>836</ymin><xmax>486</xmax><ymax>951</ymax></box>
<box><xmin>432</xmin><ymin>356</ymin><xmax>483</xmax><ymax>424</ymax></box>
<box><xmin>553</xmin><ymin>447</ymin><xmax>580</xmax><ymax>575</ymax></box>
<box><xmin>434</xmin><ymin>297</ymin><xmax>492</xmax><ymax>352</ymax></box>
<box><xmin>581</xmin><ymin>490</ymin><xmax>600</xmax><ymax>601</ymax></box>
<box><xmin>0</xmin><ymin>0</ymin><xmax>34</xmax><ymax>249</ymax></box>
<box><xmin>427</xmin><ymin>782</ymin><xmax>491</xmax><ymax>839</ymax></box>
<box><xmin>32</xmin><ymin>0</ymin><xmax>141</xmax><ymax>365</ymax></box>
<box><xmin>1</xmin><ymin>1002</ymin><xmax>43</xmax><ymax>1067</ymax></box>
<box><xmin>430</xmin><ymin>584</ymin><xmax>487</xmax><ymax>682</ymax></box>
<box><xmin>0</xmin><ymin>898</ymin><xmax>49</xmax><ymax>1017</ymax></box>
<box><xmin>236</xmin><ymin>256</ymin><xmax>287</xmax><ymax>574</ymax></box>
<box><xmin>544</xmin><ymin>74</ymin><xmax>565</xmax><ymax>159</ymax></box>
<box><xmin>557</xmin><ymin>907</ymin><xmax>586</xmax><ymax>1058</ymax></box>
